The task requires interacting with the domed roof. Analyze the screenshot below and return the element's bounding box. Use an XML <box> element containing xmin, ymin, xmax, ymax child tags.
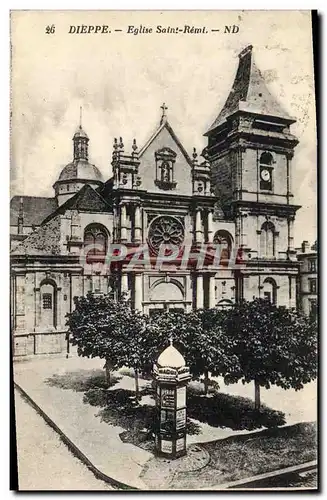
<box><xmin>58</xmin><ymin>160</ymin><xmax>103</xmax><ymax>183</ymax></box>
<box><xmin>73</xmin><ymin>125</ymin><xmax>89</xmax><ymax>139</ymax></box>
<box><xmin>157</xmin><ymin>342</ymin><xmax>185</xmax><ymax>368</ymax></box>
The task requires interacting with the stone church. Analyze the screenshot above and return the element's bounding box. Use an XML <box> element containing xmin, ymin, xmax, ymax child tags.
<box><xmin>10</xmin><ymin>45</ymin><xmax>301</xmax><ymax>356</ymax></box>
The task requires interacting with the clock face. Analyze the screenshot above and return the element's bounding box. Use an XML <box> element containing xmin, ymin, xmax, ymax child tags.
<box><xmin>261</xmin><ymin>169</ymin><xmax>271</xmax><ymax>182</ymax></box>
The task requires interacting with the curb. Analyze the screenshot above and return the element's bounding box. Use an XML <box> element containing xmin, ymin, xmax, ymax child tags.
<box><xmin>201</xmin><ymin>460</ymin><xmax>317</xmax><ymax>490</ymax></box>
<box><xmin>14</xmin><ymin>382</ymin><xmax>140</xmax><ymax>491</ymax></box>
<box><xmin>14</xmin><ymin>381</ymin><xmax>317</xmax><ymax>491</ymax></box>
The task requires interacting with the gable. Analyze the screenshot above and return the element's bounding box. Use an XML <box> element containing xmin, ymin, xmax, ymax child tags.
<box><xmin>11</xmin><ymin>215</ymin><xmax>62</xmax><ymax>256</ymax></box>
<box><xmin>138</xmin><ymin>123</ymin><xmax>193</xmax><ymax>197</ymax></box>
<box><xmin>42</xmin><ymin>184</ymin><xmax>113</xmax><ymax>225</ymax></box>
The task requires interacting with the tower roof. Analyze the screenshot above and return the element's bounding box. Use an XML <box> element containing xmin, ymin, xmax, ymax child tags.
<box><xmin>205</xmin><ymin>45</ymin><xmax>295</xmax><ymax>135</ymax></box>
<box><xmin>73</xmin><ymin>125</ymin><xmax>89</xmax><ymax>140</ymax></box>
<box><xmin>57</xmin><ymin>160</ymin><xmax>103</xmax><ymax>182</ymax></box>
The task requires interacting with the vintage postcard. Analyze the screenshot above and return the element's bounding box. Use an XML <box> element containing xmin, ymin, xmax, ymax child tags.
<box><xmin>10</xmin><ymin>10</ymin><xmax>318</xmax><ymax>491</ymax></box>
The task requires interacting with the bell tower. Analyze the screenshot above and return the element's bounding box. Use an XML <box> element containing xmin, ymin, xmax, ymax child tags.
<box><xmin>204</xmin><ymin>45</ymin><xmax>301</xmax><ymax>307</ymax></box>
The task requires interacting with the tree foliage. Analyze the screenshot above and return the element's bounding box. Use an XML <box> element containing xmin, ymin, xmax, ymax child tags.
<box><xmin>66</xmin><ymin>292</ymin><xmax>153</xmax><ymax>396</ymax></box>
<box><xmin>223</xmin><ymin>298</ymin><xmax>318</xmax><ymax>407</ymax></box>
<box><xmin>67</xmin><ymin>294</ymin><xmax>317</xmax><ymax>405</ymax></box>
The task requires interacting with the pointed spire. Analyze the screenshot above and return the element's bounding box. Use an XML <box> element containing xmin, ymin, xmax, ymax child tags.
<box><xmin>192</xmin><ymin>147</ymin><xmax>198</xmax><ymax>165</ymax></box>
<box><xmin>119</xmin><ymin>137</ymin><xmax>124</xmax><ymax>152</ymax></box>
<box><xmin>131</xmin><ymin>138</ymin><xmax>138</xmax><ymax>157</ymax></box>
<box><xmin>79</xmin><ymin>106</ymin><xmax>83</xmax><ymax>129</ymax></box>
<box><xmin>160</xmin><ymin>102</ymin><xmax>168</xmax><ymax>125</ymax></box>
<box><xmin>205</xmin><ymin>45</ymin><xmax>295</xmax><ymax>135</ymax></box>
<box><xmin>169</xmin><ymin>335</ymin><xmax>173</xmax><ymax>346</ymax></box>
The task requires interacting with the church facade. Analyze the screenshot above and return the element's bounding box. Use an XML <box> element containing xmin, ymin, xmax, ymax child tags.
<box><xmin>10</xmin><ymin>45</ymin><xmax>302</xmax><ymax>356</ymax></box>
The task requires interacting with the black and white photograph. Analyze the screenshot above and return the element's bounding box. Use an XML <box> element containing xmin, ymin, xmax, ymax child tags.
<box><xmin>10</xmin><ymin>10</ymin><xmax>318</xmax><ymax>491</ymax></box>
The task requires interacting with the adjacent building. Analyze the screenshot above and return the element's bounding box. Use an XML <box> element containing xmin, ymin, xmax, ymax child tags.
<box><xmin>297</xmin><ymin>240</ymin><xmax>318</xmax><ymax>319</ymax></box>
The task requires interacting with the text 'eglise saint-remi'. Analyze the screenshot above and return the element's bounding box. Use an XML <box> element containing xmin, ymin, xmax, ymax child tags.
<box><xmin>68</xmin><ymin>25</ymin><xmax>209</xmax><ymax>35</ymax></box>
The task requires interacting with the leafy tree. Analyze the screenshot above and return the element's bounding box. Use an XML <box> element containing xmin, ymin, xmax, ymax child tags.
<box><xmin>223</xmin><ymin>298</ymin><xmax>318</xmax><ymax>408</ymax></box>
<box><xmin>144</xmin><ymin>308</ymin><xmax>240</xmax><ymax>395</ymax></box>
<box><xmin>178</xmin><ymin>309</ymin><xmax>240</xmax><ymax>394</ymax></box>
<box><xmin>66</xmin><ymin>292</ymin><xmax>152</xmax><ymax>398</ymax></box>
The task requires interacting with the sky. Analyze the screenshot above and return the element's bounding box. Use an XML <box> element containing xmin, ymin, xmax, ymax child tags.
<box><xmin>10</xmin><ymin>10</ymin><xmax>316</xmax><ymax>246</ymax></box>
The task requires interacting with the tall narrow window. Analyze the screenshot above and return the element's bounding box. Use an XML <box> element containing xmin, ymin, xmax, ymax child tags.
<box><xmin>262</xmin><ymin>278</ymin><xmax>277</xmax><ymax>305</ymax></box>
<box><xmin>309</xmin><ymin>259</ymin><xmax>317</xmax><ymax>272</ymax></box>
<box><xmin>260</xmin><ymin>222</ymin><xmax>276</xmax><ymax>258</ymax></box>
<box><xmin>309</xmin><ymin>278</ymin><xmax>317</xmax><ymax>294</ymax></box>
<box><xmin>40</xmin><ymin>281</ymin><xmax>57</xmax><ymax>329</ymax></box>
<box><xmin>213</xmin><ymin>230</ymin><xmax>233</xmax><ymax>264</ymax></box>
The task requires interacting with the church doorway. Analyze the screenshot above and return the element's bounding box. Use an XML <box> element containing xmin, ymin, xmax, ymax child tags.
<box><xmin>148</xmin><ymin>279</ymin><xmax>186</xmax><ymax>317</ymax></box>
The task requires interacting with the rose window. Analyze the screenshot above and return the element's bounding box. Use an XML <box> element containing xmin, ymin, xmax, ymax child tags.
<box><xmin>148</xmin><ymin>216</ymin><xmax>184</xmax><ymax>253</ymax></box>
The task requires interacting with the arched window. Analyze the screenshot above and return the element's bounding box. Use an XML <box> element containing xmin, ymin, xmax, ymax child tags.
<box><xmin>260</xmin><ymin>222</ymin><xmax>275</xmax><ymax>259</ymax></box>
<box><xmin>260</xmin><ymin>152</ymin><xmax>274</xmax><ymax>191</ymax></box>
<box><xmin>40</xmin><ymin>280</ymin><xmax>57</xmax><ymax>329</ymax></box>
<box><xmin>213</xmin><ymin>230</ymin><xmax>233</xmax><ymax>263</ymax></box>
<box><xmin>262</xmin><ymin>277</ymin><xmax>277</xmax><ymax>305</ymax></box>
<box><xmin>84</xmin><ymin>224</ymin><xmax>108</xmax><ymax>261</ymax></box>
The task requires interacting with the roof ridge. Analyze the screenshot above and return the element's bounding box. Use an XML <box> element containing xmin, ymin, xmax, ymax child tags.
<box><xmin>139</xmin><ymin>119</ymin><xmax>192</xmax><ymax>166</ymax></box>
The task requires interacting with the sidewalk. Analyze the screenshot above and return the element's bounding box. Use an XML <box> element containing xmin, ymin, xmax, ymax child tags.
<box><xmin>13</xmin><ymin>353</ymin><xmax>317</xmax><ymax>490</ymax></box>
<box><xmin>14</xmin><ymin>354</ymin><xmax>151</xmax><ymax>490</ymax></box>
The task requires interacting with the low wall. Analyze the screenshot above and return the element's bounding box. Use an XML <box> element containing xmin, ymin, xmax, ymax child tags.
<box><xmin>13</xmin><ymin>330</ymin><xmax>68</xmax><ymax>356</ymax></box>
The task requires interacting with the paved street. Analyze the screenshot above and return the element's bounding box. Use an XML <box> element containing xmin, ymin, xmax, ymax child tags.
<box><xmin>14</xmin><ymin>390</ymin><xmax>114</xmax><ymax>491</ymax></box>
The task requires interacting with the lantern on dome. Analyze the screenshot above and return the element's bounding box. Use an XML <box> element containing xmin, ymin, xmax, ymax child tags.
<box><xmin>153</xmin><ymin>338</ymin><xmax>191</xmax><ymax>459</ymax></box>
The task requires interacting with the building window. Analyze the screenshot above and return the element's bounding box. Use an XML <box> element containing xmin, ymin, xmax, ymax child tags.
<box><xmin>42</xmin><ymin>293</ymin><xmax>52</xmax><ymax>309</ymax></box>
<box><xmin>148</xmin><ymin>215</ymin><xmax>184</xmax><ymax>255</ymax></box>
<box><xmin>40</xmin><ymin>281</ymin><xmax>57</xmax><ymax>329</ymax></box>
<box><xmin>309</xmin><ymin>300</ymin><xmax>317</xmax><ymax>321</ymax></box>
<box><xmin>309</xmin><ymin>278</ymin><xmax>317</xmax><ymax>294</ymax></box>
<box><xmin>84</xmin><ymin>224</ymin><xmax>108</xmax><ymax>262</ymax></box>
<box><xmin>260</xmin><ymin>221</ymin><xmax>276</xmax><ymax>258</ymax></box>
<box><xmin>259</xmin><ymin>152</ymin><xmax>273</xmax><ymax>191</ymax></box>
<box><xmin>309</xmin><ymin>259</ymin><xmax>317</xmax><ymax>272</ymax></box>
<box><xmin>213</xmin><ymin>230</ymin><xmax>233</xmax><ymax>264</ymax></box>
<box><xmin>262</xmin><ymin>277</ymin><xmax>277</xmax><ymax>305</ymax></box>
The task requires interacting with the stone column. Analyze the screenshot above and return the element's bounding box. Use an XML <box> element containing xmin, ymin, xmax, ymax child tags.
<box><xmin>120</xmin><ymin>203</ymin><xmax>127</xmax><ymax>242</ymax></box>
<box><xmin>196</xmin><ymin>274</ymin><xmax>204</xmax><ymax>309</ymax></box>
<box><xmin>207</xmin><ymin>210</ymin><xmax>214</xmax><ymax>243</ymax></box>
<box><xmin>56</xmin><ymin>287</ymin><xmax>62</xmax><ymax>329</ymax></box>
<box><xmin>34</xmin><ymin>287</ymin><xmax>41</xmax><ymax>330</ymax></box>
<box><xmin>134</xmin><ymin>204</ymin><xmax>142</xmax><ymax>242</ymax></box>
<box><xmin>208</xmin><ymin>274</ymin><xmax>216</xmax><ymax>309</ymax></box>
<box><xmin>134</xmin><ymin>273</ymin><xmax>143</xmax><ymax>311</ymax></box>
<box><xmin>195</xmin><ymin>209</ymin><xmax>203</xmax><ymax>243</ymax></box>
<box><xmin>121</xmin><ymin>272</ymin><xmax>129</xmax><ymax>295</ymax></box>
<box><xmin>288</xmin><ymin>217</ymin><xmax>295</xmax><ymax>252</ymax></box>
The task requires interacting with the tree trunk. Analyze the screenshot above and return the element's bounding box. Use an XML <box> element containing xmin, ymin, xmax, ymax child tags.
<box><xmin>204</xmin><ymin>370</ymin><xmax>210</xmax><ymax>395</ymax></box>
<box><xmin>134</xmin><ymin>368</ymin><xmax>140</xmax><ymax>400</ymax></box>
<box><xmin>254</xmin><ymin>379</ymin><xmax>260</xmax><ymax>409</ymax></box>
<box><xmin>104</xmin><ymin>358</ymin><xmax>111</xmax><ymax>387</ymax></box>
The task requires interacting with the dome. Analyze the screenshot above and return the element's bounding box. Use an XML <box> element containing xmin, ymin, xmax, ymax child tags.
<box><xmin>73</xmin><ymin>125</ymin><xmax>89</xmax><ymax>139</ymax></box>
<box><xmin>58</xmin><ymin>160</ymin><xmax>103</xmax><ymax>183</ymax></box>
<box><xmin>157</xmin><ymin>343</ymin><xmax>185</xmax><ymax>369</ymax></box>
